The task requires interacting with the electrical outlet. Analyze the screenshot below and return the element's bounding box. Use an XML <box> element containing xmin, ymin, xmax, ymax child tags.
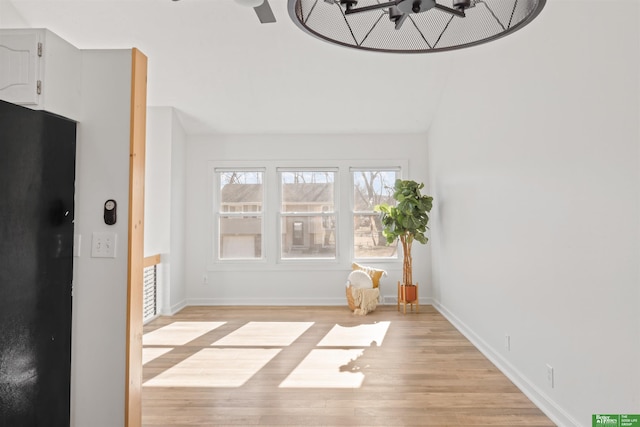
<box><xmin>505</xmin><ymin>334</ymin><xmax>511</xmax><ymax>351</ymax></box>
<box><xmin>546</xmin><ymin>364</ymin><xmax>554</xmax><ymax>388</ymax></box>
<box><xmin>202</xmin><ymin>274</ymin><xmax>208</xmax><ymax>285</ymax></box>
<box><xmin>91</xmin><ymin>232</ymin><xmax>117</xmax><ymax>258</ymax></box>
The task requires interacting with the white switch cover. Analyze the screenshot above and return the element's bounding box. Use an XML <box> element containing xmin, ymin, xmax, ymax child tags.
<box><xmin>74</xmin><ymin>234</ymin><xmax>82</xmax><ymax>257</ymax></box>
<box><xmin>91</xmin><ymin>232</ymin><xmax>117</xmax><ymax>258</ymax></box>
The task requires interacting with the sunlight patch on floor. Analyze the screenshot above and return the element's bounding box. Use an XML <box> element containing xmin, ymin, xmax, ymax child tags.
<box><xmin>143</xmin><ymin>322</ymin><xmax>226</xmax><ymax>346</ymax></box>
<box><xmin>143</xmin><ymin>348</ymin><xmax>281</xmax><ymax>387</ymax></box>
<box><xmin>211</xmin><ymin>321</ymin><xmax>314</xmax><ymax>346</ymax></box>
<box><xmin>142</xmin><ymin>347</ymin><xmax>173</xmax><ymax>365</ymax></box>
<box><xmin>279</xmin><ymin>349</ymin><xmax>365</xmax><ymax>388</ymax></box>
<box><xmin>317</xmin><ymin>321</ymin><xmax>390</xmax><ymax>347</ymax></box>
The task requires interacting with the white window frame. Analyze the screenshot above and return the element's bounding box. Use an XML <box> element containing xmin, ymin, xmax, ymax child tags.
<box><xmin>213</xmin><ymin>167</ymin><xmax>266</xmax><ymax>262</ymax></box>
<box><xmin>277</xmin><ymin>168</ymin><xmax>339</xmax><ymax>262</ymax></box>
<box><xmin>207</xmin><ymin>160</ymin><xmax>407</xmax><ymax>271</ymax></box>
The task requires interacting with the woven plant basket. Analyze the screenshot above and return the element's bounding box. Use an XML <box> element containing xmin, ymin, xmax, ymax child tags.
<box><xmin>346</xmin><ymin>285</ymin><xmax>356</xmax><ymax>311</ymax></box>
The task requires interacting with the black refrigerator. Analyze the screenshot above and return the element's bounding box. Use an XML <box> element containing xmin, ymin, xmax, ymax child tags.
<box><xmin>0</xmin><ymin>99</ymin><xmax>76</xmax><ymax>426</ymax></box>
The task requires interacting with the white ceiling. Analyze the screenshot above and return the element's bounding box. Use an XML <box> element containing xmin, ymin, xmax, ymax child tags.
<box><xmin>5</xmin><ymin>0</ymin><xmax>549</xmax><ymax>135</ymax></box>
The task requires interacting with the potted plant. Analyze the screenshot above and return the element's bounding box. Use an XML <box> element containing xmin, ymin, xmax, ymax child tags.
<box><xmin>375</xmin><ymin>179</ymin><xmax>433</xmax><ymax>306</ymax></box>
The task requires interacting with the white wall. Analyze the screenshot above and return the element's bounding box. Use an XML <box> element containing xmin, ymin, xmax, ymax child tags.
<box><xmin>71</xmin><ymin>49</ymin><xmax>132</xmax><ymax>427</ymax></box>
<box><xmin>185</xmin><ymin>134</ymin><xmax>431</xmax><ymax>305</ymax></box>
<box><xmin>145</xmin><ymin>106</ymin><xmax>187</xmax><ymax>314</ymax></box>
<box><xmin>0</xmin><ymin>0</ymin><xmax>27</xmax><ymax>26</ymax></box>
<box><xmin>427</xmin><ymin>2</ymin><xmax>640</xmax><ymax>426</ymax></box>
<box><xmin>169</xmin><ymin>109</ymin><xmax>187</xmax><ymax>312</ymax></box>
<box><xmin>145</xmin><ymin>106</ymin><xmax>171</xmax><ymax>317</ymax></box>
<box><xmin>145</xmin><ymin>107</ymin><xmax>173</xmax><ymax>257</ymax></box>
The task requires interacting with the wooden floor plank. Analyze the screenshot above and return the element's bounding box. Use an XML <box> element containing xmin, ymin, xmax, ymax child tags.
<box><xmin>142</xmin><ymin>305</ymin><xmax>555</xmax><ymax>426</ymax></box>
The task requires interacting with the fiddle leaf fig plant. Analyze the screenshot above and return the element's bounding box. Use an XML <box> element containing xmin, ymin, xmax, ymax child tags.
<box><xmin>375</xmin><ymin>179</ymin><xmax>433</xmax><ymax>287</ymax></box>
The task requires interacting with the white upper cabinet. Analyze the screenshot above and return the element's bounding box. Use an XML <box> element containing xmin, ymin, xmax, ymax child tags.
<box><xmin>0</xmin><ymin>29</ymin><xmax>81</xmax><ymax>120</ymax></box>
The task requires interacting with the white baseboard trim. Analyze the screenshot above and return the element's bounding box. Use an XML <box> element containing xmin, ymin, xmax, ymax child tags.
<box><xmin>180</xmin><ymin>296</ymin><xmax>435</xmax><ymax>308</ymax></box>
<box><xmin>432</xmin><ymin>300</ymin><xmax>580</xmax><ymax>427</ymax></box>
<box><xmin>185</xmin><ymin>296</ymin><xmax>436</xmax><ymax>307</ymax></box>
<box><xmin>185</xmin><ymin>297</ymin><xmax>347</xmax><ymax>306</ymax></box>
<box><xmin>169</xmin><ymin>299</ymin><xmax>187</xmax><ymax>315</ymax></box>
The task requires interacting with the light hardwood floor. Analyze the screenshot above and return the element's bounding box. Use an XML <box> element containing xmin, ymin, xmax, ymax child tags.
<box><xmin>142</xmin><ymin>305</ymin><xmax>555</xmax><ymax>427</ymax></box>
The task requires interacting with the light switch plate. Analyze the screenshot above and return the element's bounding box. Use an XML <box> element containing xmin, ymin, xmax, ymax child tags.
<box><xmin>74</xmin><ymin>234</ymin><xmax>81</xmax><ymax>257</ymax></box>
<box><xmin>91</xmin><ymin>232</ymin><xmax>117</xmax><ymax>258</ymax></box>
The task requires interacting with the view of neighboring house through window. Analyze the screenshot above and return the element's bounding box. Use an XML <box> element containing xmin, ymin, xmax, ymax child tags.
<box><xmin>352</xmin><ymin>169</ymin><xmax>399</xmax><ymax>259</ymax></box>
<box><xmin>216</xmin><ymin>170</ymin><xmax>264</xmax><ymax>259</ymax></box>
<box><xmin>212</xmin><ymin>163</ymin><xmax>404</xmax><ymax>265</ymax></box>
<box><xmin>279</xmin><ymin>170</ymin><xmax>337</xmax><ymax>259</ymax></box>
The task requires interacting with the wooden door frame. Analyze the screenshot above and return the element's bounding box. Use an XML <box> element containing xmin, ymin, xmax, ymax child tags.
<box><xmin>125</xmin><ymin>48</ymin><xmax>147</xmax><ymax>427</ymax></box>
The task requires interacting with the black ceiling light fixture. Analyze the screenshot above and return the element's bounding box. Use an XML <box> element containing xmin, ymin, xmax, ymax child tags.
<box><xmin>287</xmin><ymin>0</ymin><xmax>546</xmax><ymax>53</ymax></box>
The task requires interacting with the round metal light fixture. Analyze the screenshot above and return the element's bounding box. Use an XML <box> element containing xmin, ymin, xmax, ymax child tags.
<box><xmin>288</xmin><ymin>0</ymin><xmax>546</xmax><ymax>53</ymax></box>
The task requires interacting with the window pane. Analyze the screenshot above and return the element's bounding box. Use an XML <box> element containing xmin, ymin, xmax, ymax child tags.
<box><xmin>220</xmin><ymin>171</ymin><xmax>263</xmax><ymax>212</ymax></box>
<box><xmin>353</xmin><ymin>214</ymin><xmax>397</xmax><ymax>258</ymax></box>
<box><xmin>219</xmin><ymin>216</ymin><xmax>262</xmax><ymax>259</ymax></box>
<box><xmin>281</xmin><ymin>171</ymin><xmax>334</xmax><ymax>212</ymax></box>
<box><xmin>281</xmin><ymin>215</ymin><xmax>336</xmax><ymax>259</ymax></box>
<box><xmin>217</xmin><ymin>170</ymin><xmax>263</xmax><ymax>260</ymax></box>
<box><xmin>353</xmin><ymin>170</ymin><xmax>397</xmax><ymax>211</ymax></box>
<box><xmin>352</xmin><ymin>170</ymin><xmax>398</xmax><ymax>259</ymax></box>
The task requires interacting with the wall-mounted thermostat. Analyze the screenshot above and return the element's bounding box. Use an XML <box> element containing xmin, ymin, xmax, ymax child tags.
<box><xmin>104</xmin><ymin>199</ymin><xmax>117</xmax><ymax>225</ymax></box>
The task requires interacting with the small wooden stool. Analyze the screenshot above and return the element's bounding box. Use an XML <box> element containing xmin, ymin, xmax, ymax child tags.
<box><xmin>397</xmin><ymin>281</ymin><xmax>419</xmax><ymax>314</ymax></box>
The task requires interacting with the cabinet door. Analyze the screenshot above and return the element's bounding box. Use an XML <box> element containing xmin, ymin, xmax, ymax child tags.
<box><xmin>0</xmin><ymin>31</ymin><xmax>40</xmax><ymax>105</ymax></box>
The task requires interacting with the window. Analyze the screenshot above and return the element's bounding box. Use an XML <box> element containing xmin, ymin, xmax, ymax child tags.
<box><xmin>216</xmin><ymin>170</ymin><xmax>264</xmax><ymax>260</ymax></box>
<box><xmin>352</xmin><ymin>169</ymin><xmax>399</xmax><ymax>259</ymax></box>
<box><xmin>210</xmin><ymin>161</ymin><xmax>406</xmax><ymax>267</ymax></box>
<box><xmin>279</xmin><ymin>170</ymin><xmax>337</xmax><ymax>259</ymax></box>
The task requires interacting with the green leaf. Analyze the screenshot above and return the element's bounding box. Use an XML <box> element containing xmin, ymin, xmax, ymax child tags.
<box><xmin>376</xmin><ymin>179</ymin><xmax>433</xmax><ymax>249</ymax></box>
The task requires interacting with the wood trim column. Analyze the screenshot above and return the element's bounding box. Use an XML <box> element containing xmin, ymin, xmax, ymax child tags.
<box><xmin>143</xmin><ymin>254</ymin><xmax>161</xmax><ymax>268</ymax></box>
<box><xmin>125</xmin><ymin>47</ymin><xmax>147</xmax><ymax>427</ymax></box>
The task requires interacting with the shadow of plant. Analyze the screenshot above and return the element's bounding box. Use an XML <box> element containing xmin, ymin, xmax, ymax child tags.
<box><xmin>339</xmin><ymin>340</ymin><xmax>379</xmax><ymax>374</ymax></box>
